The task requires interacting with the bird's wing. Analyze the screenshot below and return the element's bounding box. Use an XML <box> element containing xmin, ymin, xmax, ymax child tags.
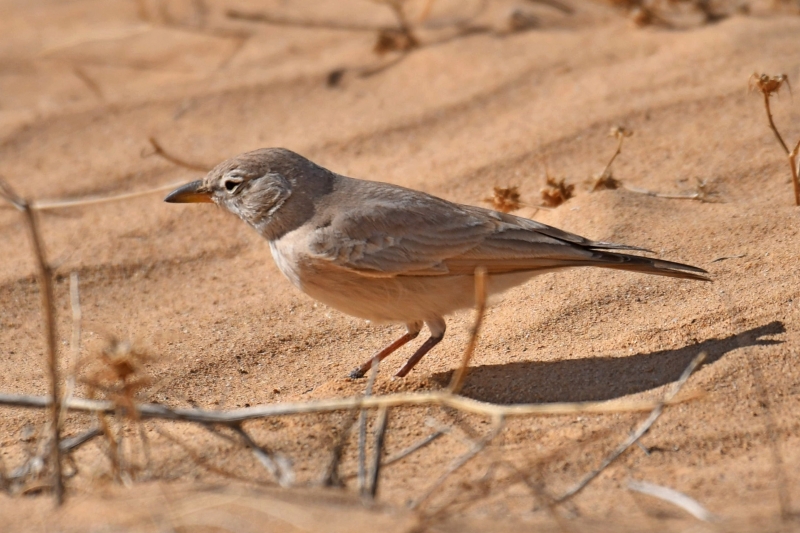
<box><xmin>307</xmin><ymin>193</ymin><xmax>497</xmax><ymax>277</ymax></box>
<box><xmin>306</xmin><ymin>186</ymin><xmax>649</xmax><ymax>278</ymax></box>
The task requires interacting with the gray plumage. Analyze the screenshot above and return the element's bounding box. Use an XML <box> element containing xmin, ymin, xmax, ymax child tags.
<box><xmin>166</xmin><ymin>148</ymin><xmax>709</xmax><ymax>378</ymax></box>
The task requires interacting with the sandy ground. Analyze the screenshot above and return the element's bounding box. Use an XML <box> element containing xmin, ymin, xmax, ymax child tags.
<box><xmin>1</xmin><ymin>0</ymin><xmax>800</xmax><ymax>531</ymax></box>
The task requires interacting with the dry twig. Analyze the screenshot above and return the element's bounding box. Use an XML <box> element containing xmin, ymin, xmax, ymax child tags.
<box><xmin>0</xmin><ymin>182</ymin><xmax>185</xmax><ymax>211</ymax></box>
<box><xmin>230</xmin><ymin>425</ymin><xmax>294</xmax><ymax>487</ymax></box>
<box><xmin>628</xmin><ymin>479</ymin><xmax>717</xmax><ymax>521</ymax></box>
<box><xmin>226</xmin><ymin>8</ymin><xmax>392</xmax><ymax>32</ymax></box>
<box><xmin>0</xmin><ymin>389</ymin><xmax>696</xmax><ymax>422</ymax></box>
<box><xmin>449</xmin><ymin>267</ymin><xmax>487</xmax><ymax>394</ymax></box>
<box><xmin>368</xmin><ymin>407</ymin><xmax>389</xmax><ymax>498</ymax></box>
<box><xmin>0</xmin><ymin>178</ymin><xmax>64</xmax><ymax>505</ymax></box>
<box><xmin>710</xmin><ymin>253</ymin><xmax>746</xmax><ymax>263</ymax></box>
<box><xmin>790</xmin><ymin>140</ymin><xmax>800</xmax><ymax>207</ymax></box>
<box><xmin>622</xmin><ymin>179</ymin><xmax>715</xmax><ymax>202</ymax></box>
<box><xmin>342</xmin><ymin>426</ymin><xmax>447</xmax><ymax>481</ymax></box>
<box><xmin>383</xmin><ymin>429</ymin><xmax>445</xmax><ymax>467</ymax></box>
<box><xmin>358</xmin><ymin>359</ymin><xmax>380</xmax><ymax>495</ymax></box>
<box><xmin>64</xmin><ymin>273</ymin><xmax>81</xmax><ymax>405</ymax></box>
<box><xmin>412</xmin><ymin>415</ymin><xmax>505</xmax><ymax>509</ymax></box>
<box><xmin>557</xmin><ymin>351</ymin><xmax>706</xmax><ymax>502</ymax></box>
<box><xmin>60</xmin><ymin>427</ymin><xmax>103</xmax><ymax>453</ymax></box>
<box><xmin>321</xmin><ymin>411</ymin><xmax>360</xmax><ymax>487</ymax></box>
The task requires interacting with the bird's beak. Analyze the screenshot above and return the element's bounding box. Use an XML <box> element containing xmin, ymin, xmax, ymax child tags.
<box><xmin>164</xmin><ymin>180</ymin><xmax>213</xmax><ymax>203</ymax></box>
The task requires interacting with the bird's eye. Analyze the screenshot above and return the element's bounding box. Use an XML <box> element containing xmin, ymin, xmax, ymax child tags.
<box><xmin>224</xmin><ymin>179</ymin><xmax>243</xmax><ymax>192</ymax></box>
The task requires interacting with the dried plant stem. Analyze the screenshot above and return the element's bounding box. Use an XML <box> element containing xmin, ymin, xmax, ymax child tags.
<box><xmin>368</xmin><ymin>407</ymin><xmax>389</xmax><ymax>498</ymax></box>
<box><xmin>384</xmin><ymin>0</ymin><xmax>414</xmax><ymax>38</ymax></box>
<box><xmin>0</xmin><ymin>179</ymin><xmax>64</xmax><ymax>505</ymax></box>
<box><xmin>60</xmin><ymin>427</ymin><xmax>103</xmax><ymax>453</ymax></box>
<box><xmin>226</xmin><ymin>9</ymin><xmax>393</xmax><ymax>32</ymax></box>
<box><xmin>147</xmin><ymin>137</ymin><xmax>211</xmax><ymax>171</ymax></box>
<box><xmin>628</xmin><ymin>480</ymin><xmax>716</xmax><ymax>522</ymax></box>
<box><xmin>64</xmin><ymin>272</ymin><xmax>81</xmax><ymax>406</ymax></box>
<box><xmin>153</xmin><ymin>425</ymin><xmax>251</xmax><ymax>482</ymax></box>
<box><xmin>383</xmin><ymin>429</ymin><xmax>445</xmax><ymax>467</ymax></box>
<box><xmin>0</xmin><ymin>182</ymin><xmax>186</xmax><ymax>211</ymax></box>
<box><xmin>343</xmin><ymin>428</ymin><xmax>446</xmax><ymax>480</ymax></box>
<box><xmin>72</xmin><ymin>66</ymin><xmax>103</xmax><ymax>100</ymax></box>
<box><xmin>601</xmin><ymin>135</ymin><xmax>625</xmax><ymax>178</ymax></box>
<box><xmin>358</xmin><ymin>359</ymin><xmax>379</xmax><ymax>495</ymax></box>
<box><xmin>321</xmin><ymin>410</ymin><xmax>359</xmax><ymax>487</ymax></box>
<box><xmin>449</xmin><ymin>267</ymin><xmax>487</xmax><ymax>394</ymax></box>
<box><xmin>751</xmin><ymin>75</ymin><xmax>798</xmax><ymax>205</ymax></box>
<box><xmin>230</xmin><ymin>424</ymin><xmax>292</xmax><ymax>486</ymax></box>
<box><xmin>762</xmin><ymin>92</ymin><xmax>790</xmax><ymax>155</ymax></box>
<box><xmin>0</xmin><ymin>389</ymin><xmax>695</xmax><ymax>422</ymax></box>
<box><xmin>412</xmin><ymin>415</ymin><xmax>505</xmax><ymax>509</ymax></box>
<box><xmin>557</xmin><ymin>352</ymin><xmax>706</xmax><ymax>503</ymax></box>
<box><xmin>621</xmin><ymin>185</ymin><xmax>702</xmax><ymax>200</ymax></box>
<box><xmin>527</xmin><ymin>0</ymin><xmax>574</xmax><ymax>15</ymax></box>
<box><xmin>789</xmin><ymin>140</ymin><xmax>800</xmax><ymax>206</ymax></box>
<box><xmin>40</xmin><ymin>25</ymin><xmax>151</xmax><ymax>55</ymax></box>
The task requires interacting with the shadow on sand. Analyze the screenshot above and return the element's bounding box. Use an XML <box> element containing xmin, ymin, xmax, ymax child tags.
<box><xmin>431</xmin><ymin>321</ymin><xmax>785</xmax><ymax>404</ymax></box>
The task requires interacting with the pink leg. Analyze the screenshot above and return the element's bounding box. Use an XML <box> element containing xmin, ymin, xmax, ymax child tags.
<box><xmin>395</xmin><ymin>317</ymin><xmax>447</xmax><ymax>378</ymax></box>
<box><xmin>350</xmin><ymin>322</ymin><xmax>421</xmax><ymax>378</ymax></box>
<box><xmin>394</xmin><ymin>334</ymin><xmax>443</xmax><ymax>378</ymax></box>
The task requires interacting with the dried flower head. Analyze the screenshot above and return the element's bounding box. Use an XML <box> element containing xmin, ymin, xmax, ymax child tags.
<box><xmin>749</xmin><ymin>73</ymin><xmax>791</xmax><ymax>97</ymax></box>
<box><xmin>373</xmin><ymin>28</ymin><xmax>418</xmax><ymax>55</ymax></box>
<box><xmin>485</xmin><ymin>185</ymin><xmax>523</xmax><ymax>213</ymax></box>
<box><xmin>541</xmin><ymin>176</ymin><xmax>575</xmax><ymax>207</ymax></box>
<box><xmin>610</xmin><ymin>126</ymin><xmax>634</xmax><ymax>140</ymax></box>
<box><xmin>81</xmin><ymin>337</ymin><xmax>152</xmax><ymax>416</ymax></box>
<box><xmin>591</xmin><ymin>173</ymin><xmax>621</xmax><ymax>191</ymax></box>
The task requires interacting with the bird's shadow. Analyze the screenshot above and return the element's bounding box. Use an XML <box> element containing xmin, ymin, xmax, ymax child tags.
<box><xmin>431</xmin><ymin>321</ymin><xmax>786</xmax><ymax>404</ymax></box>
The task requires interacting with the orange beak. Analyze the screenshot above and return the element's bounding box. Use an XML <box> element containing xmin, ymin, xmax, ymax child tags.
<box><xmin>164</xmin><ymin>180</ymin><xmax>213</xmax><ymax>203</ymax></box>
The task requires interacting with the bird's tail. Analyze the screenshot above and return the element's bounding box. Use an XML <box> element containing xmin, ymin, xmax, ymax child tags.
<box><xmin>581</xmin><ymin>251</ymin><xmax>710</xmax><ymax>281</ymax></box>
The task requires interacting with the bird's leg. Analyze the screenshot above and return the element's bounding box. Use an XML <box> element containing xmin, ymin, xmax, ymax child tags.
<box><xmin>394</xmin><ymin>318</ymin><xmax>446</xmax><ymax>378</ymax></box>
<box><xmin>349</xmin><ymin>322</ymin><xmax>422</xmax><ymax>379</ymax></box>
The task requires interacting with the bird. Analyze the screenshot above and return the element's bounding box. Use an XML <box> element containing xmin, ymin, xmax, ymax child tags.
<box><xmin>165</xmin><ymin>148</ymin><xmax>709</xmax><ymax>379</ymax></box>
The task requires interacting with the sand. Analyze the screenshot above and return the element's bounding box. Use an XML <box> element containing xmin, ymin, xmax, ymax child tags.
<box><xmin>1</xmin><ymin>0</ymin><xmax>799</xmax><ymax>531</ymax></box>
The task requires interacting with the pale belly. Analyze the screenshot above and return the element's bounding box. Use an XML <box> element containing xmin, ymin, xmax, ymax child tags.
<box><xmin>269</xmin><ymin>239</ymin><xmax>547</xmax><ymax>323</ymax></box>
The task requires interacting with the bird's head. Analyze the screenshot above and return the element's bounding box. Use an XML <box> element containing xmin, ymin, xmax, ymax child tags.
<box><xmin>165</xmin><ymin>148</ymin><xmax>326</xmax><ymax>240</ymax></box>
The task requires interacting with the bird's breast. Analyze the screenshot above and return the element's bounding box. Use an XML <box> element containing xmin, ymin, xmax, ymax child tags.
<box><xmin>268</xmin><ymin>239</ymin><xmax>304</xmax><ymax>290</ymax></box>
